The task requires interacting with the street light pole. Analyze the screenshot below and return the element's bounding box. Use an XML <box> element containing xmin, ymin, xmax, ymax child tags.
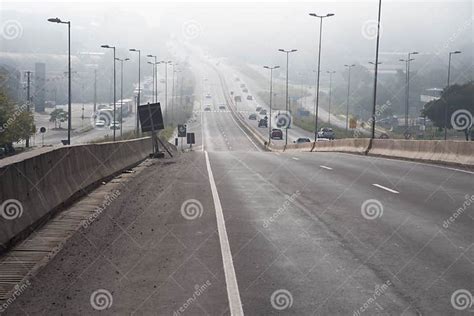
<box><xmin>116</xmin><ymin>57</ymin><xmax>129</xmax><ymax>138</ymax></box>
<box><xmin>326</xmin><ymin>71</ymin><xmax>335</xmax><ymax>125</ymax></box>
<box><xmin>309</xmin><ymin>12</ymin><xmax>335</xmax><ymax>141</ymax></box>
<box><xmin>264</xmin><ymin>65</ymin><xmax>280</xmax><ymax>144</ymax></box>
<box><xmin>147</xmin><ymin>55</ymin><xmax>157</xmax><ymax>102</ymax></box>
<box><xmin>48</xmin><ymin>17</ymin><xmax>72</xmax><ymax>145</ymax></box>
<box><xmin>101</xmin><ymin>44</ymin><xmax>116</xmax><ymax>141</ymax></box>
<box><xmin>370</xmin><ymin>0</ymin><xmax>382</xmax><ymax>139</ymax></box>
<box><xmin>400</xmin><ymin>51</ymin><xmax>418</xmax><ymax>128</ymax></box>
<box><xmin>160</xmin><ymin>61</ymin><xmax>172</xmax><ymax>120</ymax></box>
<box><xmin>445</xmin><ymin>50</ymin><xmax>462</xmax><ymax>140</ymax></box>
<box><xmin>344</xmin><ymin>64</ymin><xmax>356</xmax><ymax>132</ymax></box>
<box><xmin>129</xmin><ymin>48</ymin><xmax>141</xmax><ymax>136</ymax></box>
<box><xmin>278</xmin><ymin>49</ymin><xmax>297</xmax><ymax>146</ymax></box>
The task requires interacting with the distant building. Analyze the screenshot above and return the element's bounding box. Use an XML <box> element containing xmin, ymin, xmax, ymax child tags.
<box><xmin>34</xmin><ymin>62</ymin><xmax>46</xmax><ymax>112</ymax></box>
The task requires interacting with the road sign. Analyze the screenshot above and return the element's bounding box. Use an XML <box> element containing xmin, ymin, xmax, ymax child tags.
<box><xmin>138</xmin><ymin>103</ymin><xmax>164</xmax><ymax>133</ymax></box>
<box><xmin>349</xmin><ymin>118</ymin><xmax>357</xmax><ymax>129</ymax></box>
<box><xmin>187</xmin><ymin>133</ymin><xmax>195</xmax><ymax>144</ymax></box>
<box><xmin>178</xmin><ymin>124</ymin><xmax>187</xmax><ymax>137</ymax></box>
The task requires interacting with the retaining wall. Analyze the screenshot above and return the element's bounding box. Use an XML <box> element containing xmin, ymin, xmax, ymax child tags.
<box><xmin>0</xmin><ymin>137</ymin><xmax>152</xmax><ymax>251</ymax></box>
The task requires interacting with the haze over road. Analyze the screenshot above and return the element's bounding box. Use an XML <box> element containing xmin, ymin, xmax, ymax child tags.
<box><xmin>4</xmin><ymin>56</ymin><xmax>473</xmax><ymax>316</ymax></box>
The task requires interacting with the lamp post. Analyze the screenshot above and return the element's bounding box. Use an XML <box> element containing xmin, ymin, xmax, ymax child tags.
<box><xmin>309</xmin><ymin>12</ymin><xmax>335</xmax><ymax>141</ymax></box>
<box><xmin>147</xmin><ymin>54</ymin><xmax>158</xmax><ymax>102</ymax></box>
<box><xmin>344</xmin><ymin>64</ymin><xmax>356</xmax><ymax>132</ymax></box>
<box><xmin>101</xmin><ymin>44</ymin><xmax>116</xmax><ymax>141</ymax></box>
<box><xmin>116</xmin><ymin>57</ymin><xmax>129</xmax><ymax>138</ymax></box>
<box><xmin>48</xmin><ymin>17</ymin><xmax>72</xmax><ymax>145</ymax></box>
<box><xmin>160</xmin><ymin>61</ymin><xmax>172</xmax><ymax>120</ymax></box>
<box><xmin>370</xmin><ymin>0</ymin><xmax>382</xmax><ymax>139</ymax></box>
<box><xmin>399</xmin><ymin>51</ymin><xmax>418</xmax><ymax>128</ymax></box>
<box><xmin>173</xmin><ymin>68</ymin><xmax>181</xmax><ymax>123</ymax></box>
<box><xmin>264</xmin><ymin>65</ymin><xmax>280</xmax><ymax>144</ymax></box>
<box><xmin>278</xmin><ymin>49</ymin><xmax>297</xmax><ymax>146</ymax></box>
<box><xmin>326</xmin><ymin>70</ymin><xmax>336</xmax><ymax>125</ymax></box>
<box><xmin>129</xmin><ymin>48</ymin><xmax>141</xmax><ymax>136</ymax></box>
<box><xmin>445</xmin><ymin>50</ymin><xmax>462</xmax><ymax>140</ymax></box>
<box><xmin>147</xmin><ymin>61</ymin><xmax>156</xmax><ymax>103</ymax></box>
<box><xmin>171</xmin><ymin>63</ymin><xmax>179</xmax><ymax>123</ymax></box>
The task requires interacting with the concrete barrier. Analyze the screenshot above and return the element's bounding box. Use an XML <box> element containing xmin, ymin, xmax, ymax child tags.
<box><xmin>308</xmin><ymin>138</ymin><xmax>371</xmax><ymax>154</ymax></box>
<box><xmin>370</xmin><ymin>139</ymin><xmax>474</xmax><ymax>167</ymax></box>
<box><xmin>0</xmin><ymin>137</ymin><xmax>152</xmax><ymax>252</ymax></box>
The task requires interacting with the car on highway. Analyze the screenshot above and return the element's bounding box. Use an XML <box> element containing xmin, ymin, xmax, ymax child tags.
<box><xmin>110</xmin><ymin>122</ymin><xmax>121</xmax><ymax>130</ymax></box>
<box><xmin>205</xmin><ymin>94</ymin><xmax>212</xmax><ymax>99</ymax></box>
<box><xmin>247</xmin><ymin>95</ymin><xmax>253</xmax><ymax>100</ymax></box>
<box><xmin>248</xmin><ymin>113</ymin><xmax>257</xmax><ymax>120</ymax></box>
<box><xmin>204</xmin><ymin>106</ymin><xmax>211</xmax><ymax>111</ymax></box>
<box><xmin>95</xmin><ymin>119</ymin><xmax>106</xmax><ymax>128</ymax></box>
<box><xmin>317</xmin><ymin>127</ymin><xmax>335</xmax><ymax>140</ymax></box>
<box><xmin>243</xmin><ymin>88</ymin><xmax>249</xmax><ymax>93</ymax></box>
<box><xmin>255</xmin><ymin>106</ymin><xmax>262</xmax><ymax>112</ymax></box>
<box><xmin>219</xmin><ymin>105</ymin><xmax>226</xmax><ymax>110</ymax></box>
<box><xmin>294</xmin><ymin>137</ymin><xmax>311</xmax><ymax>144</ymax></box>
<box><xmin>271</xmin><ymin>128</ymin><xmax>283</xmax><ymax>140</ymax></box>
<box><xmin>259</xmin><ymin>109</ymin><xmax>267</xmax><ymax>116</ymax></box>
<box><xmin>258</xmin><ymin>119</ymin><xmax>268</xmax><ymax>128</ymax></box>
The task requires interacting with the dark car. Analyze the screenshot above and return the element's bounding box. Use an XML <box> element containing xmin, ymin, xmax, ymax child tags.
<box><xmin>317</xmin><ymin>127</ymin><xmax>335</xmax><ymax>140</ymax></box>
<box><xmin>247</xmin><ymin>95</ymin><xmax>253</xmax><ymax>100</ymax></box>
<box><xmin>258</xmin><ymin>119</ymin><xmax>268</xmax><ymax>128</ymax></box>
<box><xmin>259</xmin><ymin>109</ymin><xmax>267</xmax><ymax>116</ymax></box>
<box><xmin>271</xmin><ymin>128</ymin><xmax>283</xmax><ymax>140</ymax></box>
<box><xmin>243</xmin><ymin>88</ymin><xmax>249</xmax><ymax>93</ymax></box>
<box><xmin>294</xmin><ymin>137</ymin><xmax>311</xmax><ymax>144</ymax></box>
<box><xmin>204</xmin><ymin>106</ymin><xmax>211</xmax><ymax>111</ymax></box>
<box><xmin>255</xmin><ymin>106</ymin><xmax>262</xmax><ymax>112</ymax></box>
<box><xmin>219</xmin><ymin>105</ymin><xmax>226</xmax><ymax>110</ymax></box>
<box><xmin>248</xmin><ymin>113</ymin><xmax>257</xmax><ymax>120</ymax></box>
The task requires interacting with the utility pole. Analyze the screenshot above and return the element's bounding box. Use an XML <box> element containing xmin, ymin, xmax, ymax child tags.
<box><xmin>93</xmin><ymin>69</ymin><xmax>97</xmax><ymax>113</ymax></box>
<box><xmin>25</xmin><ymin>71</ymin><xmax>32</xmax><ymax>148</ymax></box>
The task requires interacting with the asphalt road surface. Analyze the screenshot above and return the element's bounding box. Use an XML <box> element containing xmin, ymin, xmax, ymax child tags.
<box><xmin>4</xmin><ymin>57</ymin><xmax>473</xmax><ymax>315</ymax></box>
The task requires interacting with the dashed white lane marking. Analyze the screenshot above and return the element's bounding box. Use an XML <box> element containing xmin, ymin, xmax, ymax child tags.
<box><xmin>204</xmin><ymin>151</ymin><xmax>244</xmax><ymax>316</ymax></box>
<box><xmin>320</xmin><ymin>165</ymin><xmax>333</xmax><ymax>170</ymax></box>
<box><xmin>292</xmin><ymin>157</ymin><xmax>300</xmax><ymax>161</ymax></box>
<box><xmin>372</xmin><ymin>183</ymin><xmax>400</xmax><ymax>194</ymax></box>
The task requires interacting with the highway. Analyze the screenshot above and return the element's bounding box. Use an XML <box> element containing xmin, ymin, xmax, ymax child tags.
<box><xmin>3</xmin><ymin>58</ymin><xmax>473</xmax><ymax>315</ymax></box>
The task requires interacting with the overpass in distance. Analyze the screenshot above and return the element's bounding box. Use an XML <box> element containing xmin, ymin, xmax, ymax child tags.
<box><xmin>0</xmin><ymin>54</ymin><xmax>473</xmax><ymax>315</ymax></box>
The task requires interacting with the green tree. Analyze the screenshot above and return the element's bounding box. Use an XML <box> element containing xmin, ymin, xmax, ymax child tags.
<box><xmin>49</xmin><ymin>109</ymin><xmax>68</xmax><ymax>129</ymax></box>
<box><xmin>423</xmin><ymin>82</ymin><xmax>473</xmax><ymax>140</ymax></box>
<box><xmin>0</xmin><ymin>89</ymin><xmax>35</xmax><ymax>147</ymax></box>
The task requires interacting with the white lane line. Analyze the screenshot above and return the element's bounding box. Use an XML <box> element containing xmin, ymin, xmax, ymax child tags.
<box><xmin>372</xmin><ymin>183</ymin><xmax>399</xmax><ymax>194</ymax></box>
<box><xmin>204</xmin><ymin>151</ymin><xmax>244</xmax><ymax>316</ymax></box>
<box><xmin>320</xmin><ymin>165</ymin><xmax>333</xmax><ymax>170</ymax></box>
<box><xmin>292</xmin><ymin>157</ymin><xmax>300</xmax><ymax>161</ymax></box>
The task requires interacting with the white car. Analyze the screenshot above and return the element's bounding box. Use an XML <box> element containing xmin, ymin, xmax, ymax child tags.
<box><xmin>95</xmin><ymin>120</ymin><xmax>105</xmax><ymax>128</ymax></box>
<box><xmin>110</xmin><ymin>122</ymin><xmax>121</xmax><ymax>130</ymax></box>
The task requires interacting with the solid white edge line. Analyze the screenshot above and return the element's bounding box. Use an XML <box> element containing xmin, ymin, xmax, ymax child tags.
<box><xmin>204</xmin><ymin>151</ymin><xmax>244</xmax><ymax>316</ymax></box>
<box><xmin>320</xmin><ymin>165</ymin><xmax>333</xmax><ymax>170</ymax></box>
<box><xmin>372</xmin><ymin>183</ymin><xmax>400</xmax><ymax>194</ymax></box>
